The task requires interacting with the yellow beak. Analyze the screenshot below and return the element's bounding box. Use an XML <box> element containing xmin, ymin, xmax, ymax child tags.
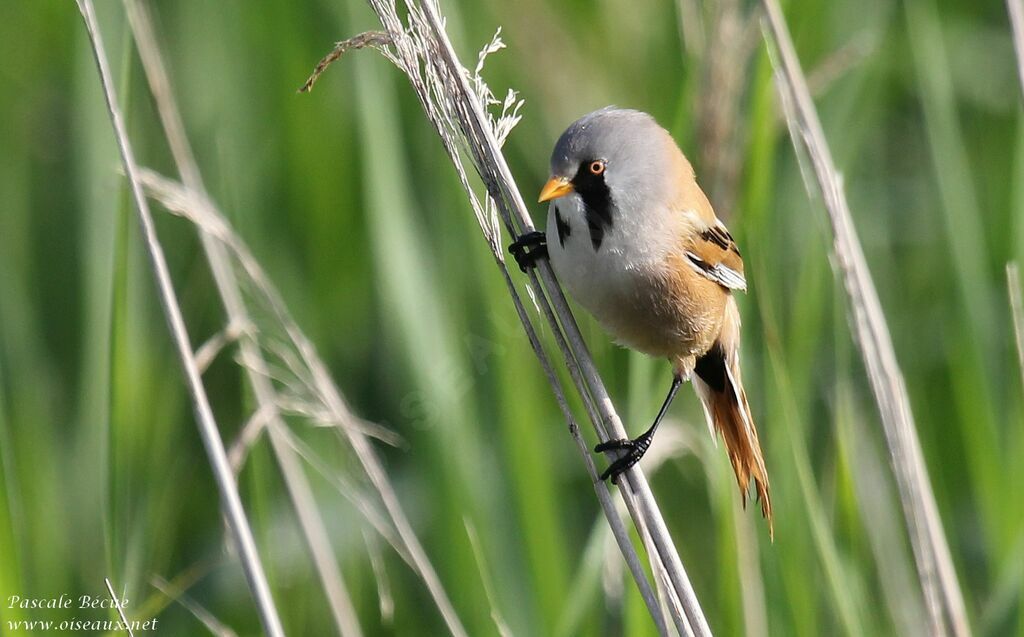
<box><xmin>538</xmin><ymin>177</ymin><xmax>574</xmax><ymax>203</ymax></box>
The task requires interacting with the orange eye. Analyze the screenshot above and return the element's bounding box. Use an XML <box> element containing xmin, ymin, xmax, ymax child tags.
<box><xmin>588</xmin><ymin>160</ymin><xmax>606</xmax><ymax>175</ymax></box>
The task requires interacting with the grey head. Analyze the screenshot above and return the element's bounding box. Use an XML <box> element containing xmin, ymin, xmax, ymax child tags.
<box><xmin>540</xmin><ymin>108</ymin><xmax>686</xmax><ymax>249</ymax></box>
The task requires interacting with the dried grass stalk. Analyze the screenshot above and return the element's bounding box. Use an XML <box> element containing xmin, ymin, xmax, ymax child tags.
<box><xmin>1007</xmin><ymin>264</ymin><xmax>1024</xmax><ymax>398</ymax></box>
<box><xmin>86</xmin><ymin>2</ymin><xmax>471</xmax><ymax>634</ymax></box>
<box><xmin>136</xmin><ymin>165</ymin><xmax>470</xmax><ymax>634</ymax></box>
<box><xmin>300</xmin><ymin>0</ymin><xmax>722</xmax><ymax>633</ymax></box>
<box><xmin>1008</xmin><ymin>0</ymin><xmax>1024</xmax><ymax>96</ymax></box>
<box><xmin>123</xmin><ymin>2</ymin><xmax>365</xmax><ymax>633</ymax></box>
<box><xmin>759</xmin><ymin>1</ymin><xmax>971</xmax><ymax>635</ymax></box>
<box><xmin>75</xmin><ymin>2</ymin><xmax>285</xmax><ymax>635</ymax></box>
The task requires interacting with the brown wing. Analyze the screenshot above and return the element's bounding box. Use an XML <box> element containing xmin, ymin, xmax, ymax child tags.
<box><xmin>685</xmin><ymin>224</ymin><xmax>746</xmax><ymax>291</ymax></box>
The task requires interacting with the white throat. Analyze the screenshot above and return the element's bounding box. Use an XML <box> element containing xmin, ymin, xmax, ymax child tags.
<box><xmin>545</xmin><ymin>193</ymin><xmax>682</xmax><ymax>325</ymax></box>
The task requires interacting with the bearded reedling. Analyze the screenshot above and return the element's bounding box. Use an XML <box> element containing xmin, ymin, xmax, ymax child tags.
<box><xmin>511</xmin><ymin>107</ymin><xmax>772</xmax><ymax>531</ymax></box>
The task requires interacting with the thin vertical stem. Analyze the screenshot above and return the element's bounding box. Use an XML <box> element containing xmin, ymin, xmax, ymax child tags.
<box><xmin>1007</xmin><ymin>263</ymin><xmax>1024</xmax><ymax>399</ymax></box>
<box><xmin>1007</xmin><ymin>0</ymin><xmax>1024</xmax><ymax>98</ymax></box>
<box><xmin>408</xmin><ymin>0</ymin><xmax>712</xmax><ymax>631</ymax></box>
<box><xmin>759</xmin><ymin>1</ymin><xmax>971</xmax><ymax>635</ymax></box>
<box><xmin>122</xmin><ymin>2</ymin><xmax>364</xmax><ymax>633</ymax></box>
<box><xmin>300</xmin><ymin>1</ymin><xmax>710</xmax><ymax>631</ymax></box>
<box><xmin>75</xmin><ymin>3</ymin><xmax>285</xmax><ymax>636</ymax></box>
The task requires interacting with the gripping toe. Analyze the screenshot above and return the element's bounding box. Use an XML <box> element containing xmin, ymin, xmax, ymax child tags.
<box><xmin>594</xmin><ymin>438</ymin><xmax>632</xmax><ymax>453</ymax></box>
<box><xmin>508</xmin><ymin>231</ymin><xmax>547</xmax><ymax>272</ymax></box>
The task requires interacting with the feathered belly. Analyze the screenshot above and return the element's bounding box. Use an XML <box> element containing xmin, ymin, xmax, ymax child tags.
<box><xmin>552</xmin><ymin>241</ymin><xmax>725</xmax><ymax>361</ymax></box>
<box><xmin>546</xmin><ymin>197</ymin><xmax>727</xmax><ymax>363</ymax></box>
<box><xmin>598</xmin><ymin>267</ymin><xmax>724</xmax><ymax>360</ymax></box>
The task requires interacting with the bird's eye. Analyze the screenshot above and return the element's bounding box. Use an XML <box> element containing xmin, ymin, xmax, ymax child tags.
<box><xmin>588</xmin><ymin>160</ymin><xmax>606</xmax><ymax>175</ymax></box>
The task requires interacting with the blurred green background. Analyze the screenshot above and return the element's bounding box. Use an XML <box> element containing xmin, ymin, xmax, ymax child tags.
<box><xmin>1</xmin><ymin>0</ymin><xmax>1022</xmax><ymax>635</ymax></box>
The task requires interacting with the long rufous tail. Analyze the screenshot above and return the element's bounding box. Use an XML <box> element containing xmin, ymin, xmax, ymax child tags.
<box><xmin>692</xmin><ymin>298</ymin><xmax>772</xmax><ymax>536</ymax></box>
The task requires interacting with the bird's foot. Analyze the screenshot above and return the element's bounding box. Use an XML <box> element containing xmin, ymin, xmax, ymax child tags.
<box><xmin>594</xmin><ymin>431</ymin><xmax>655</xmax><ymax>485</ymax></box>
<box><xmin>509</xmin><ymin>231</ymin><xmax>547</xmax><ymax>272</ymax></box>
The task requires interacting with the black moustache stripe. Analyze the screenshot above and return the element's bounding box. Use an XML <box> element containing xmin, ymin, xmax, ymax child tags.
<box><xmin>555</xmin><ymin>209</ymin><xmax>571</xmax><ymax>247</ymax></box>
<box><xmin>572</xmin><ymin>164</ymin><xmax>614</xmax><ymax>251</ymax></box>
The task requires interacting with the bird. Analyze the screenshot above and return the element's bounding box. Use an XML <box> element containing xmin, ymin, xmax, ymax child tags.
<box><xmin>510</xmin><ymin>107</ymin><xmax>772</xmax><ymax>531</ymax></box>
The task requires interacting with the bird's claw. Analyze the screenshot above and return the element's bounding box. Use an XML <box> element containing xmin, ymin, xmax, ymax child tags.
<box><xmin>595</xmin><ymin>433</ymin><xmax>654</xmax><ymax>485</ymax></box>
<box><xmin>509</xmin><ymin>231</ymin><xmax>547</xmax><ymax>273</ymax></box>
<box><xmin>594</xmin><ymin>438</ymin><xmax>634</xmax><ymax>453</ymax></box>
